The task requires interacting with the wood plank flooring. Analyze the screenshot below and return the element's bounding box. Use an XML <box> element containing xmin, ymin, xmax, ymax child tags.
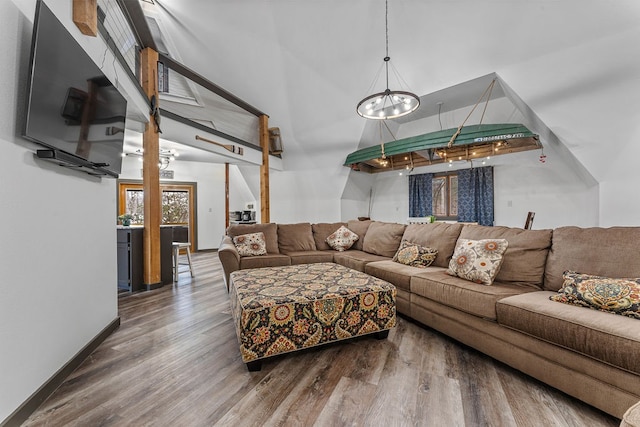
<box><xmin>23</xmin><ymin>253</ymin><xmax>620</xmax><ymax>426</ymax></box>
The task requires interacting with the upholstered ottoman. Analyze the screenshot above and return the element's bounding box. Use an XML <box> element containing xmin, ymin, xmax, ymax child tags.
<box><xmin>229</xmin><ymin>263</ymin><xmax>396</xmax><ymax>371</ymax></box>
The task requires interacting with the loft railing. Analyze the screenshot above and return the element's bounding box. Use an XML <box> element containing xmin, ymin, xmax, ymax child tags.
<box><xmin>95</xmin><ymin>0</ymin><xmax>262</xmax><ymax>151</ymax></box>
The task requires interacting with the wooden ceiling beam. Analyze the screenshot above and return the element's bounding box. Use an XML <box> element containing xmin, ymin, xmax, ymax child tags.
<box><xmin>140</xmin><ymin>47</ymin><xmax>162</xmax><ymax>289</ymax></box>
<box><xmin>73</xmin><ymin>0</ymin><xmax>97</xmax><ymax>36</ymax></box>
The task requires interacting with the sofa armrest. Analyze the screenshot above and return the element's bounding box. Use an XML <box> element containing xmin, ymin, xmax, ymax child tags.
<box><xmin>218</xmin><ymin>235</ymin><xmax>240</xmax><ymax>291</ymax></box>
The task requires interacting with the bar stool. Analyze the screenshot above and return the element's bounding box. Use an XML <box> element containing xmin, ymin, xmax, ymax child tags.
<box><xmin>172</xmin><ymin>242</ymin><xmax>194</xmax><ymax>282</ymax></box>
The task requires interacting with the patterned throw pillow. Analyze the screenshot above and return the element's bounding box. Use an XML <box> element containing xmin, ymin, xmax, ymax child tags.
<box><xmin>549</xmin><ymin>271</ymin><xmax>640</xmax><ymax>319</ymax></box>
<box><xmin>326</xmin><ymin>226</ymin><xmax>359</xmax><ymax>251</ymax></box>
<box><xmin>233</xmin><ymin>232</ymin><xmax>267</xmax><ymax>256</ymax></box>
<box><xmin>447</xmin><ymin>238</ymin><xmax>509</xmax><ymax>285</ymax></box>
<box><xmin>392</xmin><ymin>240</ymin><xmax>438</xmax><ymax>268</ymax></box>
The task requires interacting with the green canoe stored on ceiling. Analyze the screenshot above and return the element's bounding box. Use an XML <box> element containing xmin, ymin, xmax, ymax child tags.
<box><xmin>344</xmin><ymin>123</ymin><xmax>540</xmax><ymax>172</ymax></box>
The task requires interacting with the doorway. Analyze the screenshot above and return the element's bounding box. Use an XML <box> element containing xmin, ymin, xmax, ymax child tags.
<box><xmin>117</xmin><ymin>181</ymin><xmax>197</xmax><ymax>251</ymax></box>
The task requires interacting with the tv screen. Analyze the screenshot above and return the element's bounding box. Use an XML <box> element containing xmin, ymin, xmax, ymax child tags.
<box><xmin>24</xmin><ymin>1</ymin><xmax>127</xmax><ymax>176</ymax></box>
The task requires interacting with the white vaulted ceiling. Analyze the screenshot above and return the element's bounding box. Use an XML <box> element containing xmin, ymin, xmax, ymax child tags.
<box><xmin>141</xmin><ymin>0</ymin><xmax>640</xmax><ymax>183</ymax></box>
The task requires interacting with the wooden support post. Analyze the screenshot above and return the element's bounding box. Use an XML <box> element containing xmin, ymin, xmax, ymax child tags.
<box><xmin>140</xmin><ymin>48</ymin><xmax>162</xmax><ymax>289</ymax></box>
<box><xmin>225</xmin><ymin>163</ymin><xmax>230</xmax><ymax>229</ymax></box>
<box><xmin>73</xmin><ymin>0</ymin><xmax>97</xmax><ymax>37</ymax></box>
<box><xmin>259</xmin><ymin>115</ymin><xmax>270</xmax><ymax>224</ymax></box>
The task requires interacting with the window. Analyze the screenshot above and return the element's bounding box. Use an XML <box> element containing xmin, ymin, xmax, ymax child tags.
<box><xmin>118</xmin><ymin>181</ymin><xmax>197</xmax><ymax>250</ymax></box>
<box><xmin>432</xmin><ymin>174</ymin><xmax>458</xmax><ymax>220</ymax></box>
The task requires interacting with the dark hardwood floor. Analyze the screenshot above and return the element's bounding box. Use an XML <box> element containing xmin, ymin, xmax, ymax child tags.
<box><xmin>23</xmin><ymin>253</ymin><xmax>619</xmax><ymax>426</ymax></box>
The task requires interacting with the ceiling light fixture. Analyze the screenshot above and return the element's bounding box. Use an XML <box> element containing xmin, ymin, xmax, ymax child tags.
<box><xmin>356</xmin><ymin>0</ymin><xmax>420</xmax><ymax>120</ymax></box>
<box><xmin>124</xmin><ymin>148</ymin><xmax>179</xmax><ymax>170</ymax></box>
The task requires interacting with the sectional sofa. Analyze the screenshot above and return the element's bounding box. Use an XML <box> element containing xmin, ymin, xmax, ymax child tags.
<box><xmin>218</xmin><ymin>220</ymin><xmax>640</xmax><ymax>419</ymax></box>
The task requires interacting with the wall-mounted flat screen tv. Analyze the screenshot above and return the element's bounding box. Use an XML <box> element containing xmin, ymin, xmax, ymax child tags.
<box><xmin>24</xmin><ymin>0</ymin><xmax>127</xmax><ymax>176</ymax></box>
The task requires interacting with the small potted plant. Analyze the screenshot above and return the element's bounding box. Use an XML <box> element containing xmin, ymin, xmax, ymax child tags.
<box><xmin>118</xmin><ymin>213</ymin><xmax>133</xmax><ymax>226</ymax></box>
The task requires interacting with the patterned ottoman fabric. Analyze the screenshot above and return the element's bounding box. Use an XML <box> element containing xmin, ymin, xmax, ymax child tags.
<box><xmin>229</xmin><ymin>263</ymin><xmax>396</xmax><ymax>364</ymax></box>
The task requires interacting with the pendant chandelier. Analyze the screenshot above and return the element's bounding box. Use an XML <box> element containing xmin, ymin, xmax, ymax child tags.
<box><xmin>356</xmin><ymin>0</ymin><xmax>420</xmax><ymax>120</ymax></box>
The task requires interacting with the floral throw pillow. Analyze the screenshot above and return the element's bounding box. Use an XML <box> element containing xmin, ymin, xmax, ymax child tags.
<box><xmin>549</xmin><ymin>271</ymin><xmax>640</xmax><ymax>319</ymax></box>
<box><xmin>392</xmin><ymin>240</ymin><xmax>438</xmax><ymax>268</ymax></box>
<box><xmin>233</xmin><ymin>232</ymin><xmax>267</xmax><ymax>256</ymax></box>
<box><xmin>326</xmin><ymin>226</ymin><xmax>359</xmax><ymax>251</ymax></box>
<box><xmin>447</xmin><ymin>238</ymin><xmax>508</xmax><ymax>285</ymax></box>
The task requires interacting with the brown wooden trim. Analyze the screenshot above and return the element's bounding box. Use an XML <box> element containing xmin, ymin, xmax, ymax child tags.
<box><xmin>225</xmin><ymin>163</ymin><xmax>230</xmax><ymax>229</ymax></box>
<box><xmin>159</xmin><ymin>54</ymin><xmax>266</xmax><ymax>118</ymax></box>
<box><xmin>1</xmin><ymin>317</ymin><xmax>120</xmax><ymax>427</ymax></box>
<box><xmin>72</xmin><ymin>0</ymin><xmax>97</xmax><ymax>36</ymax></box>
<box><xmin>259</xmin><ymin>115</ymin><xmax>270</xmax><ymax>223</ymax></box>
<box><xmin>117</xmin><ymin>180</ymin><xmax>197</xmax><ymax>253</ymax></box>
<box><xmin>118</xmin><ymin>0</ymin><xmax>156</xmax><ymax>50</ymax></box>
<box><xmin>140</xmin><ymin>48</ymin><xmax>162</xmax><ymax>287</ymax></box>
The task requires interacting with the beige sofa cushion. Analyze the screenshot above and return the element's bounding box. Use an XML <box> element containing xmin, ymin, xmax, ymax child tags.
<box><xmin>365</xmin><ymin>260</ymin><xmax>447</xmax><ymax>293</ymax></box>
<box><xmin>411</xmin><ymin>270</ymin><xmax>535</xmax><ymax>320</ymax></box>
<box><xmin>287</xmin><ymin>251</ymin><xmax>334</xmax><ymax>265</ymax></box>
<box><xmin>312</xmin><ymin>222</ymin><xmax>346</xmax><ymax>250</ymax></box>
<box><xmin>402</xmin><ymin>222</ymin><xmax>463</xmax><ymax>268</ymax></box>
<box><xmin>333</xmin><ymin>250</ymin><xmax>390</xmax><ymax>272</ymax></box>
<box><xmin>347</xmin><ymin>219</ymin><xmax>372</xmax><ymax>251</ymax></box>
<box><xmin>545</xmin><ymin>226</ymin><xmax>640</xmax><ymax>291</ymax></box>
<box><xmin>459</xmin><ymin>224</ymin><xmax>552</xmax><ymax>289</ymax></box>
<box><xmin>497</xmin><ymin>291</ymin><xmax>640</xmax><ymax>374</ymax></box>
<box><xmin>277</xmin><ymin>223</ymin><xmax>316</xmax><ymax>253</ymax></box>
<box><xmin>228</xmin><ymin>223</ymin><xmax>279</xmax><ymax>254</ymax></box>
<box><xmin>239</xmin><ymin>254</ymin><xmax>291</xmax><ymax>270</ymax></box>
<box><xmin>362</xmin><ymin>221</ymin><xmax>406</xmax><ymax>258</ymax></box>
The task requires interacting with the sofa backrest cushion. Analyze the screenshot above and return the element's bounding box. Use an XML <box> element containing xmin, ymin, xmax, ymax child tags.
<box><xmin>347</xmin><ymin>219</ymin><xmax>372</xmax><ymax>251</ymax></box>
<box><xmin>227</xmin><ymin>223</ymin><xmax>279</xmax><ymax>254</ymax></box>
<box><xmin>402</xmin><ymin>222</ymin><xmax>463</xmax><ymax>268</ymax></box>
<box><xmin>278</xmin><ymin>223</ymin><xmax>316</xmax><ymax>253</ymax></box>
<box><xmin>312</xmin><ymin>222</ymin><xmax>347</xmax><ymax>250</ymax></box>
<box><xmin>460</xmin><ymin>224</ymin><xmax>552</xmax><ymax>289</ymax></box>
<box><xmin>544</xmin><ymin>226</ymin><xmax>640</xmax><ymax>291</ymax></box>
<box><xmin>362</xmin><ymin>221</ymin><xmax>406</xmax><ymax>258</ymax></box>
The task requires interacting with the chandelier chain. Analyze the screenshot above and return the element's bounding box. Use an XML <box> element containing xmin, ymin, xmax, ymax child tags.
<box><xmin>385</xmin><ymin>0</ymin><xmax>389</xmax><ymax>59</ymax></box>
<box><xmin>355</xmin><ymin>0</ymin><xmax>420</xmax><ymax>120</ymax></box>
<box><xmin>384</xmin><ymin>0</ymin><xmax>390</xmax><ymax>89</ymax></box>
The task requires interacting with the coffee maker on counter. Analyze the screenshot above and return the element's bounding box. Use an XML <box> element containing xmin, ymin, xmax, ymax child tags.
<box><xmin>229</xmin><ymin>210</ymin><xmax>256</xmax><ymax>223</ymax></box>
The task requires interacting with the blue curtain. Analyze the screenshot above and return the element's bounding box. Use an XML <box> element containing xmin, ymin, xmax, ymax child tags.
<box><xmin>457</xmin><ymin>166</ymin><xmax>494</xmax><ymax>226</ymax></box>
<box><xmin>458</xmin><ymin>166</ymin><xmax>493</xmax><ymax>225</ymax></box>
<box><xmin>408</xmin><ymin>173</ymin><xmax>433</xmax><ymax>217</ymax></box>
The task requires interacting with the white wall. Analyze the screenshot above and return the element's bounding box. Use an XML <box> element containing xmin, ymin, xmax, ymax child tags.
<box><xmin>120</xmin><ymin>157</ymin><xmax>255</xmax><ymax>249</ymax></box>
<box><xmin>1</xmin><ymin>0</ymin><xmax>119</xmax><ymax>421</ymax></box>
<box><xmin>351</xmin><ymin>98</ymin><xmax>600</xmax><ymax>229</ymax></box>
